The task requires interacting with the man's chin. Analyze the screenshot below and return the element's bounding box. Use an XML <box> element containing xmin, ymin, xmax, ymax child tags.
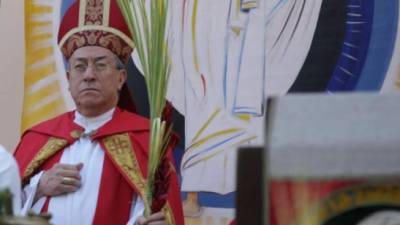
<box><xmin>77</xmin><ymin>98</ymin><xmax>103</xmax><ymax>108</ymax></box>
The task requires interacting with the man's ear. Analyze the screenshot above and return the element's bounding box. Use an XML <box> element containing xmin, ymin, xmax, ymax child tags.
<box><xmin>66</xmin><ymin>71</ymin><xmax>71</xmax><ymax>91</ymax></box>
<box><xmin>118</xmin><ymin>70</ymin><xmax>128</xmax><ymax>90</ymax></box>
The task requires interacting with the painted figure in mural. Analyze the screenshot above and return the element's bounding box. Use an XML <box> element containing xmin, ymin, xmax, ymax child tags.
<box><xmin>167</xmin><ymin>1</ymin><xmax>267</xmax><ymax>217</ymax></box>
<box><xmin>14</xmin><ymin>1</ymin><xmax>184</xmax><ymax>225</ymax></box>
<box><xmin>167</xmin><ymin>0</ymin><xmax>324</xmax><ymax>219</ymax></box>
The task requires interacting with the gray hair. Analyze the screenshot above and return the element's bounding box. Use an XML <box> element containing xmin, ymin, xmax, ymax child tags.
<box><xmin>114</xmin><ymin>55</ymin><xmax>126</xmax><ymax>70</ymax></box>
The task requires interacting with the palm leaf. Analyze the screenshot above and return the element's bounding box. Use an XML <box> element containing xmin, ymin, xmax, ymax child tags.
<box><xmin>117</xmin><ymin>0</ymin><xmax>171</xmax><ymax>217</ymax></box>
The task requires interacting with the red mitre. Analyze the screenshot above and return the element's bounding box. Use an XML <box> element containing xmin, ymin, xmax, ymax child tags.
<box><xmin>58</xmin><ymin>0</ymin><xmax>136</xmax><ymax>113</ymax></box>
<box><xmin>58</xmin><ymin>0</ymin><xmax>134</xmax><ymax>63</ymax></box>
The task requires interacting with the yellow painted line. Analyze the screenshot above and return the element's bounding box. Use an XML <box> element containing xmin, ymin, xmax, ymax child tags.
<box><xmin>184</xmin><ymin>135</ymin><xmax>258</xmax><ymax>169</ymax></box>
<box><xmin>25</xmin><ymin>46</ymin><xmax>54</xmax><ymax>64</ymax></box>
<box><xmin>191</xmin><ymin>0</ymin><xmax>200</xmax><ymax>72</ymax></box>
<box><xmin>236</xmin><ymin>0</ymin><xmax>241</xmax><ymax>18</ymax></box>
<box><xmin>186</xmin><ymin>127</ymin><xmax>244</xmax><ymax>154</ymax></box>
<box><xmin>25</xmin><ymin>81</ymin><xmax>61</xmax><ymax>104</ymax></box>
<box><xmin>236</xmin><ymin>113</ymin><xmax>252</xmax><ymax>122</ymax></box>
<box><xmin>26</xmin><ymin>33</ymin><xmax>53</xmax><ymax>44</ymax></box>
<box><xmin>22</xmin><ymin>98</ymin><xmax>65</xmax><ymax>131</ymax></box>
<box><xmin>28</xmin><ymin>20</ymin><xmax>52</xmax><ymax>26</ymax></box>
<box><xmin>191</xmin><ymin>109</ymin><xmax>221</xmax><ymax>143</ymax></box>
<box><xmin>30</xmin><ymin>5</ymin><xmax>53</xmax><ymax>14</ymax></box>
<box><xmin>25</xmin><ymin>63</ymin><xmax>56</xmax><ymax>85</ymax></box>
<box><xmin>242</xmin><ymin>2</ymin><xmax>258</xmax><ymax>10</ymax></box>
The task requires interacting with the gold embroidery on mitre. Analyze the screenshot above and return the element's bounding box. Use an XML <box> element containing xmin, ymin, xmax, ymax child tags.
<box><xmin>162</xmin><ymin>203</ymin><xmax>176</xmax><ymax>225</ymax></box>
<box><xmin>99</xmin><ymin>33</ymin><xmax>123</xmax><ymax>54</ymax></box>
<box><xmin>61</xmin><ymin>29</ymin><xmax>133</xmax><ymax>62</ymax></box>
<box><xmin>85</xmin><ymin>0</ymin><xmax>104</xmax><ymax>25</ymax></box>
<box><xmin>102</xmin><ymin>133</ymin><xmax>147</xmax><ymax>196</ymax></box>
<box><xmin>23</xmin><ymin>137</ymin><xmax>68</xmax><ymax>182</ymax></box>
<box><xmin>62</xmin><ymin>34</ymin><xmax>86</xmax><ymax>58</ymax></box>
<box><xmin>59</xmin><ymin>25</ymin><xmax>135</xmax><ymax>49</ymax></box>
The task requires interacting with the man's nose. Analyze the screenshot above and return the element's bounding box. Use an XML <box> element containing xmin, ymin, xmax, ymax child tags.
<box><xmin>82</xmin><ymin>66</ymin><xmax>96</xmax><ymax>81</ymax></box>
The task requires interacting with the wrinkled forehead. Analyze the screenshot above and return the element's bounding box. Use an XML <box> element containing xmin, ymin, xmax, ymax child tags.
<box><xmin>69</xmin><ymin>46</ymin><xmax>116</xmax><ymax>62</ymax></box>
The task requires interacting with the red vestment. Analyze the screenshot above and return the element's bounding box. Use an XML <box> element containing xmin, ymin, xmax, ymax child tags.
<box><xmin>14</xmin><ymin>108</ymin><xmax>184</xmax><ymax>225</ymax></box>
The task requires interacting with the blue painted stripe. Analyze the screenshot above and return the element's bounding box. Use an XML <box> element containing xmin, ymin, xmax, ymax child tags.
<box><xmin>355</xmin><ymin>0</ymin><xmax>399</xmax><ymax>90</ymax></box>
<box><xmin>181</xmin><ymin>191</ymin><xmax>235</xmax><ymax>208</ymax></box>
<box><xmin>223</xmin><ymin>2</ymin><xmax>234</xmax><ymax>109</ymax></box>
<box><xmin>232</xmin><ymin>15</ymin><xmax>250</xmax><ymax>114</ymax></box>
<box><xmin>327</xmin><ymin>0</ymin><xmax>374</xmax><ymax>91</ymax></box>
<box><xmin>60</xmin><ymin>0</ymin><xmax>75</xmax><ymax>21</ymax></box>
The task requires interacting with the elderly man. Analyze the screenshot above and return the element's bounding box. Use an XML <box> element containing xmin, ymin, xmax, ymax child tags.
<box><xmin>13</xmin><ymin>1</ymin><xmax>183</xmax><ymax>225</ymax></box>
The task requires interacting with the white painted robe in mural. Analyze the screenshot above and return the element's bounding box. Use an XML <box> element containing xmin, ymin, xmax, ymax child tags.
<box><xmin>167</xmin><ymin>0</ymin><xmax>323</xmax><ymax>194</ymax></box>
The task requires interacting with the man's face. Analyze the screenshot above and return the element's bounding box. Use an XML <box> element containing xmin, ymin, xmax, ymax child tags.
<box><xmin>67</xmin><ymin>46</ymin><xmax>127</xmax><ymax>116</ymax></box>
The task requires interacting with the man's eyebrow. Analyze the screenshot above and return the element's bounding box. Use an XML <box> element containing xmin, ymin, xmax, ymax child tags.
<box><xmin>93</xmin><ymin>56</ymin><xmax>109</xmax><ymax>62</ymax></box>
<box><xmin>72</xmin><ymin>56</ymin><xmax>109</xmax><ymax>62</ymax></box>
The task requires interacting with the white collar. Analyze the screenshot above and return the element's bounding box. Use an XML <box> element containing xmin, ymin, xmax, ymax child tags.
<box><xmin>74</xmin><ymin>108</ymin><xmax>115</xmax><ymax>133</ymax></box>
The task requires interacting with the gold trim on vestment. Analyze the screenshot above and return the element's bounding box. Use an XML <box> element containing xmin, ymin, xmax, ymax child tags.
<box><xmin>70</xmin><ymin>130</ymin><xmax>82</xmax><ymax>139</ymax></box>
<box><xmin>103</xmin><ymin>133</ymin><xmax>178</xmax><ymax>224</ymax></box>
<box><xmin>23</xmin><ymin>137</ymin><xmax>68</xmax><ymax>182</ymax></box>
<box><xmin>102</xmin><ymin>133</ymin><xmax>147</xmax><ymax>197</ymax></box>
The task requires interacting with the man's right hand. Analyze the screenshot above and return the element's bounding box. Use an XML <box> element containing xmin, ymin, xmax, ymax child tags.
<box><xmin>34</xmin><ymin>163</ymin><xmax>83</xmax><ymax>202</ymax></box>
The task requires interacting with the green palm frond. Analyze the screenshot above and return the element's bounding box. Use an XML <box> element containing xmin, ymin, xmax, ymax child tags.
<box><xmin>117</xmin><ymin>0</ymin><xmax>171</xmax><ymax>217</ymax></box>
